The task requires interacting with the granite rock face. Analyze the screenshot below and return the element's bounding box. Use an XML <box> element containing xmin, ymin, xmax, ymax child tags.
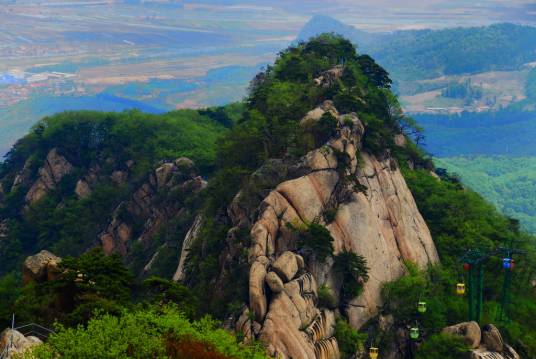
<box><xmin>99</xmin><ymin>158</ymin><xmax>205</xmax><ymax>261</ymax></box>
<box><xmin>219</xmin><ymin>101</ymin><xmax>440</xmax><ymax>359</ymax></box>
<box><xmin>25</xmin><ymin>148</ymin><xmax>73</xmax><ymax>204</ymax></box>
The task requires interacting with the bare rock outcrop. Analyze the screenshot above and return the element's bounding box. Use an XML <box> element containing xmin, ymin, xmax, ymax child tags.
<box><xmin>442</xmin><ymin>321</ymin><xmax>481</xmax><ymax>349</ymax></box>
<box><xmin>173</xmin><ymin>214</ymin><xmax>204</xmax><ymax>282</ymax></box>
<box><xmin>260</xmin><ymin>273</ymin><xmax>334</xmax><ymax>359</ymax></box>
<box><xmin>481</xmin><ymin>324</ymin><xmax>504</xmax><ymax>352</ymax></box>
<box><xmin>25</xmin><ymin>148</ymin><xmax>73</xmax><ymax>204</ymax></box>
<box><xmin>22</xmin><ymin>250</ymin><xmax>62</xmax><ymax>285</ymax></box>
<box><xmin>272</xmin><ymin>251</ymin><xmax>299</xmax><ymax>282</ymax></box>
<box><xmin>99</xmin><ymin>158</ymin><xmax>205</xmax><ymax>258</ymax></box>
<box><xmin>0</xmin><ymin>329</ymin><xmax>42</xmax><ymax>358</ymax></box>
<box><xmin>300</xmin><ymin>100</ymin><xmax>339</xmax><ymax>129</ymax></box>
<box><xmin>232</xmin><ymin>102</ymin><xmax>439</xmax><ymax>358</ymax></box>
<box><xmin>74</xmin><ymin>165</ymin><xmax>101</xmax><ymax>199</ymax></box>
<box><xmin>266</xmin><ymin>271</ymin><xmax>285</xmax><ymax>293</ymax></box>
<box><xmin>314</xmin><ymin>65</ymin><xmax>344</xmax><ymax>88</ymax></box>
<box><xmin>250</xmin><ymin>256</ymin><xmax>270</xmax><ymax>322</ymax></box>
<box><xmin>444</xmin><ymin>322</ymin><xmax>519</xmax><ymax>359</ymax></box>
<box><xmin>12</xmin><ymin>158</ymin><xmax>33</xmax><ymax>190</ymax></box>
<box><xmin>74</xmin><ymin>179</ymin><xmax>92</xmax><ymax>198</ymax></box>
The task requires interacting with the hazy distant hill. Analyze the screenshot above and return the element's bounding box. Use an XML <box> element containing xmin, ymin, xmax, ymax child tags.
<box><xmin>298</xmin><ymin>16</ymin><xmax>536</xmax><ymax>80</ymax></box>
<box><xmin>297</xmin><ymin>15</ymin><xmax>380</xmax><ymax>47</ymax></box>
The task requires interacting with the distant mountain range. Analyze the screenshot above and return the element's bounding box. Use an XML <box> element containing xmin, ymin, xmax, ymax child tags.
<box><xmin>298</xmin><ymin>15</ymin><xmax>536</xmax><ymax>81</ymax></box>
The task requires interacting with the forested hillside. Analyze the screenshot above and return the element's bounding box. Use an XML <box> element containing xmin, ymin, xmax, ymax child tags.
<box><xmin>435</xmin><ymin>156</ymin><xmax>536</xmax><ymax>233</ymax></box>
<box><xmin>299</xmin><ymin>17</ymin><xmax>536</xmax><ymax>80</ymax></box>
<box><xmin>414</xmin><ymin>111</ymin><xmax>536</xmax><ymax>233</ymax></box>
<box><xmin>1</xmin><ymin>35</ymin><xmax>535</xmax><ymax>359</ymax></box>
<box><xmin>0</xmin><ymin>105</ymin><xmax>242</xmax><ymax>276</ymax></box>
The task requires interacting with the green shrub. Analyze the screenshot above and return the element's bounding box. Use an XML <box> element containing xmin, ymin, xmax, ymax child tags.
<box><xmin>293</xmin><ymin>222</ymin><xmax>334</xmax><ymax>262</ymax></box>
<box><xmin>26</xmin><ymin>307</ymin><xmax>267</xmax><ymax>359</ymax></box>
<box><xmin>334</xmin><ymin>318</ymin><xmax>366</xmax><ymax>359</ymax></box>
<box><xmin>334</xmin><ymin>251</ymin><xmax>369</xmax><ymax>302</ymax></box>
<box><xmin>143</xmin><ymin>276</ymin><xmax>199</xmax><ymax>319</ymax></box>
<box><xmin>323</xmin><ymin>208</ymin><xmax>338</xmax><ymax>224</ymax></box>
<box><xmin>311</xmin><ymin>112</ymin><xmax>338</xmax><ymax>147</ymax></box>
<box><xmin>381</xmin><ymin>263</ymin><xmax>466</xmax><ymax>333</ymax></box>
<box><xmin>14</xmin><ymin>248</ymin><xmax>134</xmax><ymax>327</ymax></box>
<box><xmin>382</xmin><ymin>262</ymin><xmax>427</xmax><ymax>320</ymax></box>
<box><xmin>415</xmin><ymin>333</ymin><xmax>470</xmax><ymax>359</ymax></box>
<box><xmin>317</xmin><ymin>285</ymin><xmax>337</xmax><ymax>309</ymax></box>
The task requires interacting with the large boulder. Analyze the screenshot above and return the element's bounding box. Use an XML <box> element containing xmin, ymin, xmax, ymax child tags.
<box><xmin>481</xmin><ymin>324</ymin><xmax>503</xmax><ymax>352</ymax></box>
<box><xmin>442</xmin><ymin>321</ymin><xmax>481</xmax><ymax>349</ymax></box>
<box><xmin>272</xmin><ymin>251</ymin><xmax>299</xmax><ymax>282</ymax></box>
<box><xmin>174</xmin><ymin>157</ymin><xmax>195</xmax><ymax>171</ymax></box>
<box><xmin>266</xmin><ymin>271</ymin><xmax>285</xmax><ymax>293</ymax></box>
<box><xmin>22</xmin><ymin>250</ymin><xmax>62</xmax><ymax>285</ymax></box>
<box><xmin>313</xmin><ymin>66</ymin><xmax>345</xmax><ymax>88</ymax></box>
<box><xmin>0</xmin><ymin>329</ymin><xmax>42</xmax><ymax>358</ymax></box>
<box><xmin>300</xmin><ymin>100</ymin><xmax>339</xmax><ymax>128</ymax></box>
<box><xmin>74</xmin><ymin>179</ymin><xmax>92</xmax><ymax>198</ymax></box>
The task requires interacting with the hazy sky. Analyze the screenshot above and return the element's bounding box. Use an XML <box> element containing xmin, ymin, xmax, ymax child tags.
<box><xmin>3</xmin><ymin>1</ymin><xmax>535</xmax><ymax>32</ymax></box>
<box><xmin>181</xmin><ymin>0</ymin><xmax>536</xmax><ymax>31</ymax></box>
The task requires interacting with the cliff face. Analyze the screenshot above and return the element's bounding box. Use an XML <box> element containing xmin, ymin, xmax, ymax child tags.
<box><xmin>204</xmin><ymin>102</ymin><xmax>439</xmax><ymax>359</ymax></box>
<box><xmin>0</xmin><ymin>145</ymin><xmax>204</xmax><ymax>277</ymax></box>
<box><xmin>98</xmin><ymin>157</ymin><xmax>205</xmax><ymax>260</ymax></box>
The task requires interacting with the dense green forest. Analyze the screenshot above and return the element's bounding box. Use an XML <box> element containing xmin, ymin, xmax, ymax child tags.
<box><xmin>413</xmin><ymin>111</ymin><xmax>536</xmax><ymax>233</ymax></box>
<box><xmin>1</xmin><ymin>35</ymin><xmax>536</xmax><ymax>358</ymax></box>
<box><xmin>369</xmin><ymin>23</ymin><xmax>536</xmax><ymax>80</ymax></box>
<box><xmin>299</xmin><ymin>17</ymin><xmax>536</xmax><ymax>80</ymax></box>
<box><xmin>435</xmin><ymin>156</ymin><xmax>536</xmax><ymax>233</ymax></box>
<box><xmin>0</xmin><ymin>105</ymin><xmax>242</xmax><ymax>276</ymax></box>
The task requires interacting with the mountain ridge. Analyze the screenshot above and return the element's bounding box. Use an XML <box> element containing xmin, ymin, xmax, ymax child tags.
<box><xmin>1</xmin><ymin>34</ymin><xmax>535</xmax><ymax>359</ymax></box>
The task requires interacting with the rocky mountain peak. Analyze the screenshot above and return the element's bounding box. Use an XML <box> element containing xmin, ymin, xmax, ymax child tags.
<box><xmin>177</xmin><ymin>102</ymin><xmax>439</xmax><ymax>358</ymax></box>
